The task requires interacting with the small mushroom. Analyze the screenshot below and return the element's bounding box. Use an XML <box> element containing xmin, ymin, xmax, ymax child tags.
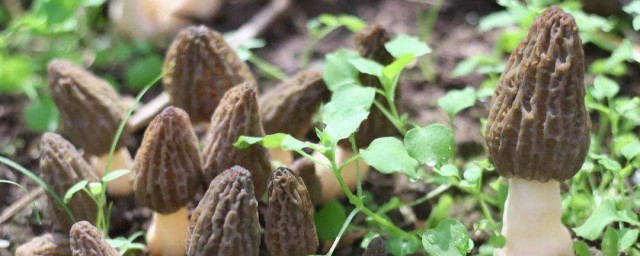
<box><xmin>265</xmin><ymin>167</ymin><xmax>318</xmax><ymax>256</ymax></box>
<box><xmin>363</xmin><ymin>236</ymin><xmax>387</xmax><ymax>256</ymax></box>
<box><xmin>47</xmin><ymin>59</ymin><xmax>134</xmax><ymax>197</ymax></box>
<box><xmin>259</xmin><ymin>69</ymin><xmax>330</xmax><ymax>166</ymax></box>
<box><xmin>164</xmin><ymin>25</ymin><xmax>256</xmax><ymax>123</ymax></box>
<box><xmin>186</xmin><ymin>166</ymin><xmax>260</xmax><ymax>256</ymax></box>
<box><xmin>15</xmin><ymin>233</ymin><xmax>72</xmax><ymax>256</ymax></box>
<box><xmin>39</xmin><ymin>132</ymin><xmax>100</xmax><ymax>232</ymax></box>
<box><xmin>290</xmin><ymin>158</ymin><xmax>322</xmax><ymax>205</ymax></box>
<box><xmin>485</xmin><ymin>6</ymin><xmax>589</xmax><ymax>256</ymax></box>
<box><xmin>131</xmin><ymin>107</ymin><xmax>203</xmax><ymax>256</ymax></box>
<box><xmin>201</xmin><ymin>83</ymin><xmax>272</xmax><ymax>197</ymax></box>
<box><xmin>69</xmin><ymin>221</ymin><xmax>118</xmax><ymax>256</ymax></box>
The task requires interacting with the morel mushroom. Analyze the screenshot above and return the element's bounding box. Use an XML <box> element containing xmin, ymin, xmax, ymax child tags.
<box><xmin>69</xmin><ymin>221</ymin><xmax>118</xmax><ymax>256</ymax></box>
<box><xmin>186</xmin><ymin>166</ymin><xmax>260</xmax><ymax>256</ymax></box>
<box><xmin>164</xmin><ymin>25</ymin><xmax>256</xmax><ymax>123</ymax></box>
<box><xmin>47</xmin><ymin>59</ymin><xmax>134</xmax><ymax>197</ymax></box>
<box><xmin>485</xmin><ymin>6</ymin><xmax>589</xmax><ymax>256</ymax></box>
<box><xmin>39</xmin><ymin>132</ymin><xmax>100</xmax><ymax>232</ymax></box>
<box><xmin>259</xmin><ymin>69</ymin><xmax>330</xmax><ymax>166</ymax></box>
<box><xmin>265</xmin><ymin>167</ymin><xmax>318</xmax><ymax>256</ymax></box>
<box><xmin>132</xmin><ymin>107</ymin><xmax>203</xmax><ymax>256</ymax></box>
<box><xmin>201</xmin><ymin>83</ymin><xmax>272</xmax><ymax>197</ymax></box>
<box><xmin>363</xmin><ymin>236</ymin><xmax>387</xmax><ymax>256</ymax></box>
<box><xmin>15</xmin><ymin>233</ymin><xmax>72</xmax><ymax>256</ymax></box>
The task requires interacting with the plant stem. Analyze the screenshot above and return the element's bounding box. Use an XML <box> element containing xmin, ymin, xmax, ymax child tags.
<box><xmin>327</xmin><ymin>209</ymin><xmax>359</xmax><ymax>256</ymax></box>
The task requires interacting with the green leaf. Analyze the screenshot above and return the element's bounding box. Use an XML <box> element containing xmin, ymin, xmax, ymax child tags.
<box><xmin>64</xmin><ymin>180</ymin><xmax>88</xmax><ymax>203</ymax></box>
<box><xmin>349</xmin><ymin>57</ymin><xmax>383</xmax><ymax>78</ymax></box>
<box><xmin>102</xmin><ymin>169</ymin><xmax>130</xmax><ymax>183</ymax></box>
<box><xmin>388</xmin><ymin>236</ymin><xmax>420</xmax><ymax>256</ymax></box>
<box><xmin>597</xmin><ymin>156</ymin><xmax>622</xmax><ymax>171</ymax></box>
<box><xmin>314</xmin><ymin>200</ymin><xmax>346</xmax><ymax>241</ymax></box>
<box><xmin>478</xmin><ymin>10</ymin><xmax>516</xmax><ymax>31</ymax></box>
<box><xmin>382</xmin><ymin>54</ymin><xmax>415</xmax><ymax>81</ymax></box>
<box><xmin>322</xmin><ymin>85</ymin><xmax>376</xmax><ymax>143</ymax></box>
<box><xmin>573</xmin><ymin>241</ymin><xmax>591</xmax><ymax>256</ymax></box>
<box><xmin>463</xmin><ymin>164</ymin><xmax>482</xmax><ymax>182</ymax></box>
<box><xmin>426</xmin><ymin>194</ymin><xmax>453</xmax><ymax>228</ymax></box>
<box><xmin>385</xmin><ymin>34</ymin><xmax>432</xmax><ymax>58</ymax></box>
<box><xmin>234</xmin><ymin>134</ymin><xmax>309</xmax><ymax>151</ymax></box>
<box><xmin>489</xmin><ymin>234</ymin><xmax>506</xmax><ymax>248</ymax></box>
<box><xmin>422</xmin><ymin>218</ymin><xmax>473</xmax><ymax>256</ymax></box>
<box><xmin>88</xmin><ymin>182</ymin><xmax>102</xmax><ymax>197</ymax></box>
<box><xmin>621</xmin><ymin>141</ymin><xmax>640</xmax><ymax>161</ymax></box>
<box><xmin>0</xmin><ymin>55</ymin><xmax>33</xmax><ymax>95</ymax></box>
<box><xmin>404</xmin><ymin>124</ymin><xmax>454</xmax><ymax>166</ymax></box>
<box><xmin>82</xmin><ymin>0</ymin><xmax>106</xmax><ymax>6</ymax></box>
<box><xmin>323</xmin><ymin>49</ymin><xmax>361</xmax><ymax>91</ymax></box>
<box><xmin>360</xmin><ymin>137</ymin><xmax>419</xmax><ymax>178</ymax></box>
<box><xmin>24</xmin><ymin>96</ymin><xmax>59</xmax><ymax>132</ymax></box>
<box><xmin>125</xmin><ymin>55</ymin><xmax>163</xmax><ymax>90</ymax></box>
<box><xmin>592</xmin><ymin>75</ymin><xmax>620</xmax><ymax>100</ymax></box>
<box><xmin>619</xmin><ymin>228</ymin><xmax>639</xmax><ymax>252</ymax></box>
<box><xmin>574</xmin><ymin>199</ymin><xmax>640</xmax><ymax>240</ymax></box>
<box><xmin>602</xmin><ymin>226</ymin><xmax>619</xmax><ymax>256</ymax></box>
<box><xmin>436</xmin><ymin>164</ymin><xmax>459</xmax><ymax>178</ymax></box>
<box><xmin>337</xmin><ymin>15</ymin><xmax>366</xmax><ymax>32</ymax></box>
<box><xmin>438</xmin><ymin>87</ymin><xmax>476</xmax><ymax>117</ymax></box>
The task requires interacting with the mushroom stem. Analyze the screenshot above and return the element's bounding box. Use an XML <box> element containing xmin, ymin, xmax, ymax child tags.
<box><xmin>496</xmin><ymin>178</ymin><xmax>573</xmax><ymax>256</ymax></box>
<box><xmin>91</xmin><ymin>148</ymin><xmax>134</xmax><ymax>197</ymax></box>
<box><xmin>269</xmin><ymin>148</ymin><xmax>294</xmax><ymax>167</ymax></box>
<box><xmin>147</xmin><ymin>207</ymin><xmax>190</xmax><ymax>256</ymax></box>
<box><xmin>313</xmin><ymin>145</ymin><xmax>369</xmax><ymax>204</ymax></box>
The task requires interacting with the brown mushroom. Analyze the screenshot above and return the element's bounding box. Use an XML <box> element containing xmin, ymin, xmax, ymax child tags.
<box><xmin>47</xmin><ymin>59</ymin><xmax>133</xmax><ymax>197</ymax></box>
<box><xmin>69</xmin><ymin>221</ymin><xmax>118</xmax><ymax>256</ymax></box>
<box><xmin>186</xmin><ymin>166</ymin><xmax>261</xmax><ymax>256</ymax></box>
<box><xmin>265</xmin><ymin>167</ymin><xmax>318</xmax><ymax>256</ymax></box>
<box><xmin>201</xmin><ymin>83</ymin><xmax>272</xmax><ymax>197</ymax></box>
<box><xmin>39</xmin><ymin>132</ymin><xmax>100</xmax><ymax>232</ymax></box>
<box><xmin>485</xmin><ymin>6</ymin><xmax>589</xmax><ymax>256</ymax></box>
<box><xmin>363</xmin><ymin>236</ymin><xmax>387</xmax><ymax>256</ymax></box>
<box><xmin>290</xmin><ymin>158</ymin><xmax>323</xmax><ymax>205</ymax></box>
<box><xmin>15</xmin><ymin>233</ymin><xmax>72</xmax><ymax>256</ymax></box>
<box><xmin>131</xmin><ymin>106</ymin><xmax>203</xmax><ymax>256</ymax></box>
<box><xmin>259</xmin><ymin>69</ymin><xmax>330</xmax><ymax>166</ymax></box>
<box><xmin>164</xmin><ymin>25</ymin><xmax>256</xmax><ymax>123</ymax></box>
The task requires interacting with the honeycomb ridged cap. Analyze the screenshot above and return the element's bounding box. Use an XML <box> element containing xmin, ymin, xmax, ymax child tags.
<box><xmin>164</xmin><ymin>25</ymin><xmax>257</xmax><ymax>123</ymax></box>
<box><xmin>15</xmin><ymin>233</ymin><xmax>72</xmax><ymax>256</ymax></box>
<box><xmin>132</xmin><ymin>106</ymin><xmax>204</xmax><ymax>214</ymax></box>
<box><xmin>69</xmin><ymin>221</ymin><xmax>118</xmax><ymax>256</ymax></box>
<box><xmin>259</xmin><ymin>69</ymin><xmax>330</xmax><ymax>139</ymax></box>
<box><xmin>485</xmin><ymin>6</ymin><xmax>590</xmax><ymax>182</ymax></box>
<box><xmin>265</xmin><ymin>167</ymin><xmax>319</xmax><ymax>256</ymax></box>
<box><xmin>47</xmin><ymin>59</ymin><xmax>128</xmax><ymax>155</ymax></box>
<box><xmin>39</xmin><ymin>133</ymin><xmax>100</xmax><ymax>231</ymax></box>
<box><xmin>201</xmin><ymin>82</ymin><xmax>272</xmax><ymax>196</ymax></box>
<box><xmin>186</xmin><ymin>166</ymin><xmax>260</xmax><ymax>256</ymax></box>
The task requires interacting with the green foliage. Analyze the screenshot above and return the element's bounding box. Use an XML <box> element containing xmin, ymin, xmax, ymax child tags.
<box><xmin>360</xmin><ymin>137</ymin><xmax>419</xmax><ymax>178</ymax></box>
<box><xmin>404</xmin><ymin>125</ymin><xmax>454</xmax><ymax>167</ymax></box>
<box><xmin>314</xmin><ymin>201</ymin><xmax>347</xmax><ymax>241</ymax></box>
<box><xmin>422</xmin><ymin>219</ymin><xmax>473</xmax><ymax>256</ymax></box>
<box><xmin>438</xmin><ymin>87</ymin><xmax>476</xmax><ymax>117</ymax></box>
<box><xmin>322</xmin><ymin>85</ymin><xmax>376</xmax><ymax>143</ymax></box>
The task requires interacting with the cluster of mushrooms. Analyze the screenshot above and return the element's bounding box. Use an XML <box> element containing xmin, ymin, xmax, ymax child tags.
<box><xmin>14</xmin><ymin>5</ymin><xmax>591</xmax><ymax>256</ymax></box>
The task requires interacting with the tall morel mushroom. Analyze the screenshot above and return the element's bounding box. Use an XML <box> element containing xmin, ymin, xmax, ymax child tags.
<box><xmin>39</xmin><ymin>132</ymin><xmax>100</xmax><ymax>232</ymax></box>
<box><xmin>47</xmin><ymin>59</ymin><xmax>133</xmax><ymax>197</ymax></box>
<box><xmin>15</xmin><ymin>233</ymin><xmax>72</xmax><ymax>256</ymax></box>
<box><xmin>132</xmin><ymin>107</ymin><xmax>203</xmax><ymax>256</ymax></box>
<box><xmin>186</xmin><ymin>166</ymin><xmax>261</xmax><ymax>256</ymax></box>
<box><xmin>265</xmin><ymin>167</ymin><xmax>318</xmax><ymax>256</ymax></box>
<box><xmin>164</xmin><ymin>25</ymin><xmax>256</xmax><ymax>123</ymax></box>
<box><xmin>485</xmin><ymin>6</ymin><xmax>589</xmax><ymax>256</ymax></box>
<box><xmin>259</xmin><ymin>69</ymin><xmax>330</xmax><ymax>166</ymax></box>
<box><xmin>69</xmin><ymin>221</ymin><xmax>118</xmax><ymax>256</ymax></box>
<box><xmin>201</xmin><ymin>82</ymin><xmax>272</xmax><ymax>197</ymax></box>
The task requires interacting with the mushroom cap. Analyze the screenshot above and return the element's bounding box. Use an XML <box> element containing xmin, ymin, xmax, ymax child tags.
<box><xmin>15</xmin><ymin>233</ymin><xmax>72</xmax><ymax>256</ymax></box>
<box><xmin>259</xmin><ymin>69</ymin><xmax>330</xmax><ymax>139</ymax></box>
<box><xmin>69</xmin><ymin>221</ymin><xmax>118</xmax><ymax>256</ymax></box>
<box><xmin>186</xmin><ymin>166</ymin><xmax>260</xmax><ymax>256</ymax></box>
<box><xmin>485</xmin><ymin>6</ymin><xmax>590</xmax><ymax>182</ymax></box>
<box><xmin>39</xmin><ymin>132</ymin><xmax>100</xmax><ymax>232</ymax></box>
<box><xmin>363</xmin><ymin>236</ymin><xmax>387</xmax><ymax>256</ymax></box>
<box><xmin>265</xmin><ymin>167</ymin><xmax>318</xmax><ymax>256</ymax></box>
<box><xmin>290</xmin><ymin>157</ymin><xmax>322</xmax><ymax>205</ymax></box>
<box><xmin>47</xmin><ymin>59</ymin><xmax>128</xmax><ymax>156</ymax></box>
<box><xmin>349</xmin><ymin>25</ymin><xmax>398</xmax><ymax>147</ymax></box>
<box><xmin>132</xmin><ymin>106</ymin><xmax>204</xmax><ymax>214</ymax></box>
<box><xmin>163</xmin><ymin>25</ymin><xmax>257</xmax><ymax>123</ymax></box>
<box><xmin>201</xmin><ymin>82</ymin><xmax>272</xmax><ymax>196</ymax></box>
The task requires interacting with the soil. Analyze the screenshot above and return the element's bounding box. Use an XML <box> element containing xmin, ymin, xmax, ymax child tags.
<box><xmin>1</xmin><ymin>0</ymin><xmax>637</xmax><ymax>255</ymax></box>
